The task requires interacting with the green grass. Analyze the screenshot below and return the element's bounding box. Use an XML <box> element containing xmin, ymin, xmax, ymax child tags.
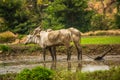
<box><xmin>53</xmin><ymin>67</ymin><xmax>120</xmax><ymax>80</ymax></box>
<box><xmin>81</xmin><ymin>36</ymin><xmax>120</xmax><ymax>44</ymax></box>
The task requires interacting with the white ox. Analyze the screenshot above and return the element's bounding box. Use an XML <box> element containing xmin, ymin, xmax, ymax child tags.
<box><xmin>24</xmin><ymin>27</ymin><xmax>82</xmax><ymax>61</ymax></box>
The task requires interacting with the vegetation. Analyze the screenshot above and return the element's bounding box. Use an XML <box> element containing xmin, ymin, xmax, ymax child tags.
<box><xmin>15</xmin><ymin>66</ymin><xmax>54</xmax><ymax>80</ymax></box>
<box><xmin>0</xmin><ymin>44</ymin><xmax>42</xmax><ymax>54</ymax></box>
<box><xmin>0</xmin><ymin>31</ymin><xmax>16</xmax><ymax>43</ymax></box>
<box><xmin>0</xmin><ymin>44</ymin><xmax>11</xmax><ymax>52</ymax></box>
<box><xmin>0</xmin><ymin>1</ymin><xmax>120</xmax><ymax>80</ymax></box>
<box><xmin>115</xmin><ymin>0</ymin><xmax>120</xmax><ymax>29</ymax></box>
<box><xmin>43</xmin><ymin>0</ymin><xmax>93</xmax><ymax>32</ymax></box>
<box><xmin>53</xmin><ymin>66</ymin><xmax>120</xmax><ymax>80</ymax></box>
<box><xmin>0</xmin><ymin>0</ymin><xmax>40</xmax><ymax>34</ymax></box>
<box><xmin>81</xmin><ymin>36</ymin><xmax>120</xmax><ymax>44</ymax></box>
<box><xmin>0</xmin><ymin>66</ymin><xmax>120</xmax><ymax>80</ymax></box>
<box><xmin>0</xmin><ymin>0</ymin><xmax>120</xmax><ymax>34</ymax></box>
<box><xmin>0</xmin><ymin>73</ymin><xmax>17</xmax><ymax>80</ymax></box>
<box><xmin>0</xmin><ymin>36</ymin><xmax>120</xmax><ymax>53</ymax></box>
<box><xmin>27</xmin><ymin>44</ymin><xmax>42</xmax><ymax>52</ymax></box>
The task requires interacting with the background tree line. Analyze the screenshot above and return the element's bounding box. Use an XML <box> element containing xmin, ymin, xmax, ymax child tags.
<box><xmin>0</xmin><ymin>0</ymin><xmax>120</xmax><ymax>34</ymax></box>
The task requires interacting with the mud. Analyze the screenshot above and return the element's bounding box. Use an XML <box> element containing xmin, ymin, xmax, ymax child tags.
<box><xmin>0</xmin><ymin>44</ymin><xmax>120</xmax><ymax>74</ymax></box>
<box><xmin>0</xmin><ymin>44</ymin><xmax>120</xmax><ymax>56</ymax></box>
<box><xmin>0</xmin><ymin>54</ymin><xmax>120</xmax><ymax>74</ymax></box>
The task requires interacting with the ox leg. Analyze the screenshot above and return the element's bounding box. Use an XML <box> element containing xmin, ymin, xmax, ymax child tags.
<box><xmin>53</xmin><ymin>46</ymin><xmax>56</xmax><ymax>61</ymax></box>
<box><xmin>43</xmin><ymin>48</ymin><xmax>46</xmax><ymax>61</ymax></box>
<box><xmin>75</xmin><ymin>43</ymin><xmax>82</xmax><ymax>60</ymax></box>
<box><xmin>67</xmin><ymin>47</ymin><xmax>71</xmax><ymax>61</ymax></box>
<box><xmin>48</xmin><ymin>47</ymin><xmax>54</xmax><ymax>61</ymax></box>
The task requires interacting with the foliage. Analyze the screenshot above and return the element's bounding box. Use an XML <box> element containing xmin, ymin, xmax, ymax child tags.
<box><xmin>0</xmin><ymin>0</ymin><xmax>39</xmax><ymax>34</ymax></box>
<box><xmin>13</xmin><ymin>20</ymin><xmax>38</xmax><ymax>34</ymax></box>
<box><xmin>0</xmin><ymin>0</ymin><xmax>120</xmax><ymax>34</ymax></box>
<box><xmin>85</xmin><ymin>67</ymin><xmax>120</xmax><ymax>80</ymax></box>
<box><xmin>15</xmin><ymin>66</ymin><xmax>54</xmax><ymax>80</ymax></box>
<box><xmin>90</xmin><ymin>14</ymin><xmax>114</xmax><ymax>31</ymax></box>
<box><xmin>0</xmin><ymin>73</ymin><xmax>17</xmax><ymax>80</ymax></box>
<box><xmin>116</xmin><ymin>0</ymin><xmax>120</xmax><ymax>13</ymax></box>
<box><xmin>15</xmin><ymin>68</ymin><xmax>32</xmax><ymax>80</ymax></box>
<box><xmin>53</xmin><ymin>71</ymin><xmax>73</xmax><ymax>80</ymax></box>
<box><xmin>43</xmin><ymin>0</ymin><xmax>94</xmax><ymax>32</ymax></box>
<box><xmin>0</xmin><ymin>44</ymin><xmax>11</xmax><ymax>52</ymax></box>
<box><xmin>53</xmin><ymin>66</ymin><xmax>120</xmax><ymax>80</ymax></box>
<box><xmin>115</xmin><ymin>13</ymin><xmax>120</xmax><ymax>29</ymax></box>
<box><xmin>28</xmin><ymin>44</ymin><xmax>41</xmax><ymax>52</ymax></box>
<box><xmin>0</xmin><ymin>0</ymin><xmax>26</xmax><ymax>31</ymax></box>
<box><xmin>1</xmin><ymin>66</ymin><xmax>120</xmax><ymax>80</ymax></box>
<box><xmin>17</xmin><ymin>34</ymin><xmax>25</xmax><ymax>40</ymax></box>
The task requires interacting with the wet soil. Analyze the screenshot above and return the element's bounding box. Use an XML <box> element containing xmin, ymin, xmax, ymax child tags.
<box><xmin>0</xmin><ymin>54</ymin><xmax>120</xmax><ymax>74</ymax></box>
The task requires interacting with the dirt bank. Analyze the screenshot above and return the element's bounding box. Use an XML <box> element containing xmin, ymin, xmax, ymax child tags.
<box><xmin>0</xmin><ymin>44</ymin><xmax>120</xmax><ymax>59</ymax></box>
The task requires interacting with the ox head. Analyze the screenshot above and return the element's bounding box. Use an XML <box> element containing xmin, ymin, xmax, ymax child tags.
<box><xmin>32</xmin><ymin>26</ymin><xmax>43</xmax><ymax>35</ymax></box>
<box><xmin>36</xmin><ymin>33</ymin><xmax>40</xmax><ymax>37</ymax></box>
<box><xmin>24</xmin><ymin>35</ymin><xmax>34</xmax><ymax>45</ymax></box>
<box><xmin>46</xmin><ymin>29</ymin><xmax>53</xmax><ymax>32</ymax></box>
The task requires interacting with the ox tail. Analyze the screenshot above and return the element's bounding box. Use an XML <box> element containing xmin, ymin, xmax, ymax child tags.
<box><xmin>79</xmin><ymin>31</ymin><xmax>82</xmax><ymax>44</ymax></box>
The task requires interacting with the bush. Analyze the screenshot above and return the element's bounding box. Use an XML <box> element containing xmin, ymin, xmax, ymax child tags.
<box><xmin>15</xmin><ymin>66</ymin><xmax>54</xmax><ymax>80</ymax></box>
<box><xmin>15</xmin><ymin>69</ymin><xmax>32</xmax><ymax>80</ymax></box>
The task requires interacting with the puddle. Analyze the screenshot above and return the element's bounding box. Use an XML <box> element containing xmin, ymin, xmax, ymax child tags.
<box><xmin>0</xmin><ymin>61</ymin><xmax>110</xmax><ymax>74</ymax></box>
<box><xmin>0</xmin><ymin>55</ymin><xmax>120</xmax><ymax>74</ymax></box>
<box><xmin>82</xmin><ymin>65</ymin><xmax>109</xmax><ymax>72</ymax></box>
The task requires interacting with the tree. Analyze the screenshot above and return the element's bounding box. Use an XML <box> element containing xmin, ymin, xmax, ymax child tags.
<box><xmin>0</xmin><ymin>0</ymin><xmax>30</xmax><ymax>33</ymax></box>
<box><xmin>0</xmin><ymin>0</ymin><xmax>52</xmax><ymax>34</ymax></box>
<box><xmin>43</xmin><ymin>0</ymin><xmax>94</xmax><ymax>32</ymax></box>
<box><xmin>90</xmin><ymin>14</ymin><xmax>113</xmax><ymax>31</ymax></box>
<box><xmin>115</xmin><ymin>0</ymin><xmax>120</xmax><ymax>29</ymax></box>
<box><xmin>89</xmin><ymin>0</ymin><xmax>117</xmax><ymax>30</ymax></box>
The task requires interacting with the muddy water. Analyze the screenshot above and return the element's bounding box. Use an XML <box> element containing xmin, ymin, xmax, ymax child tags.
<box><xmin>0</xmin><ymin>55</ymin><xmax>120</xmax><ymax>74</ymax></box>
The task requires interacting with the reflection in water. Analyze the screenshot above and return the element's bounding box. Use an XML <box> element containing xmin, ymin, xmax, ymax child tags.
<box><xmin>0</xmin><ymin>60</ymin><xmax>110</xmax><ymax>74</ymax></box>
<box><xmin>67</xmin><ymin>61</ymin><xmax>82</xmax><ymax>72</ymax></box>
<box><xmin>42</xmin><ymin>61</ymin><xmax>109</xmax><ymax>72</ymax></box>
<box><xmin>82</xmin><ymin>65</ymin><xmax>109</xmax><ymax>72</ymax></box>
<box><xmin>76</xmin><ymin>62</ymin><xmax>82</xmax><ymax>72</ymax></box>
<box><xmin>67</xmin><ymin>61</ymin><xmax>71</xmax><ymax>71</ymax></box>
<box><xmin>43</xmin><ymin>61</ymin><xmax>83</xmax><ymax>72</ymax></box>
<box><xmin>51</xmin><ymin>61</ymin><xmax>56</xmax><ymax>70</ymax></box>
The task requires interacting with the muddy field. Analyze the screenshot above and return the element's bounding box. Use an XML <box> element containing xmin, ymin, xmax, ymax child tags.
<box><xmin>0</xmin><ymin>44</ymin><xmax>120</xmax><ymax>74</ymax></box>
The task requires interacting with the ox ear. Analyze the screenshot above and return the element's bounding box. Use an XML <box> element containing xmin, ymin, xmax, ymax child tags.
<box><xmin>36</xmin><ymin>34</ymin><xmax>40</xmax><ymax>37</ymax></box>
